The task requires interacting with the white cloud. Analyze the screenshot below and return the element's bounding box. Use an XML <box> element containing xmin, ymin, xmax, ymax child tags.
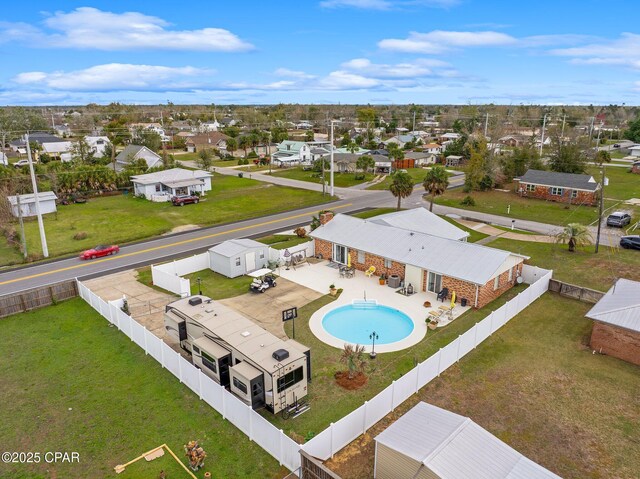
<box><xmin>340</xmin><ymin>57</ymin><xmax>451</xmax><ymax>78</ymax></box>
<box><xmin>550</xmin><ymin>33</ymin><xmax>640</xmax><ymax>70</ymax></box>
<box><xmin>0</xmin><ymin>7</ymin><xmax>253</xmax><ymax>51</ymax></box>
<box><xmin>274</xmin><ymin>68</ymin><xmax>317</xmax><ymax>79</ymax></box>
<box><xmin>316</xmin><ymin>71</ymin><xmax>382</xmax><ymax>89</ymax></box>
<box><xmin>379</xmin><ymin>30</ymin><xmax>516</xmax><ymax>53</ymax></box>
<box><xmin>13</xmin><ymin>63</ymin><xmax>213</xmax><ymax>91</ymax></box>
<box><xmin>320</xmin><ymin>0</ymin><xmax>459</xmax><ymax>9</ymax></box>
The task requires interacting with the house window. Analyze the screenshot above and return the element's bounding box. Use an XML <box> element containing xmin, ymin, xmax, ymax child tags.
<box><xmin>233</xmin><ymin>377</ymin><xmax>248</xmax><ymax>394</ymax></box>
<box><xmin>357</xmin><ymin>251</ymin><xmax>365</xmax><ymax>264</ymax></box>
<box><xmin>550</xmin><ymin>187</ymin><xmax>563</xmax><ymax>196</ymax></box>
<box><xmin>259</xmin><ymin>251</ymin><xmax>265</xmax><ymax>259</ymax></box>
<box><xmin>493</xmin><ymin>276</ymin><xmax>500</xmax><ymax>291</ymax></box>
<box><xmin>571</xmin><ymin>190</ymin><xmax>578</xmax><ymax>198</ymax></box>
<box><xmin>508</xmin><ymin>267</ymin><xmax>513</xmax><ymax>283</ymax></box>
<box><xmin>526</xmin><ymin>184</ymin><xmax>535</xmax><ymax>192</ymax></box>
<box><xmin>235</xmin><ymin>257</ymin><xmax>241</xmax><ymax>266</ymax></box>
<box><xmin>201</xmin><ymin>351</ymin><xmax>217</xmax><ymax>374</ymax></box>
<box><xmin>384</xmin><ymin>258</ymin><xmax>392</xmax><ymax>269</ymax></box>
<box><xmin>155</xmin><ymin>184</ymin><xmax>161</xmax><ymax>192</ymax></box>
<box><xmin>276</xmin><ymin>366</ymin><xmax>304</xmax><ymax>393</ymax></box>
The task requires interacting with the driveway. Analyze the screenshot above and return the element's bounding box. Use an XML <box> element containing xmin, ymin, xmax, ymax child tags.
<box><xmin>219</xmin><ymin>277</ymin><xmax>322</xmax><ymax>339</ymax></box>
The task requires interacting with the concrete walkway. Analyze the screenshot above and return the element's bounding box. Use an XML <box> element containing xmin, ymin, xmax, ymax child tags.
<box><xmin>455</xmin><ymin>218</ymin><xmax>557</xmax><ymax>244</ymax></box>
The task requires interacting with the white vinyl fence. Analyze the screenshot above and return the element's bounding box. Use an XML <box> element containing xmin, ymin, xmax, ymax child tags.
<box><xmin>302</xmin><ymin>266</ymin><xmax>553</xmax><ymax>460</ymax></box>
<box><xmin>76</xmin><ymin>280</ymin><xmax>301</xmax><ymax>472</ymax></box>
<box><xmin>269</xmin><ymin>241</ymin><xmax>315</xmax><ymax>264</ymax></box>
<box><xmin>150</xmin><ymin>252</ymin><xmax>209</xmax><ymax>297</ymax></box>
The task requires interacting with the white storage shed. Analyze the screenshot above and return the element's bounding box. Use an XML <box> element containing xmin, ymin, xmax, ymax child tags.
<box><xmin>208</xmin><ymin>239</ymin><xmax>270</xmax><ymax>278</ymax></box>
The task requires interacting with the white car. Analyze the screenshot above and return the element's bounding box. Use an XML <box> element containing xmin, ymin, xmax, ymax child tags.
<box><xmin>13</xmin><ymin>159</ymin><xmax>32</xmax><ymax>168</ymax></box>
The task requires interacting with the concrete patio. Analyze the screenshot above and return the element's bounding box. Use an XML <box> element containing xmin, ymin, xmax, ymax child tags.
<box><xmin>277</xmin><ymin>260</ymin><xmax>470</xmax><ymax>353</ymax></box>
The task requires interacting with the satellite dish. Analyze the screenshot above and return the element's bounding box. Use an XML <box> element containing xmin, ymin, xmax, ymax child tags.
<box><xmin>516</xmin><ymin>276</ymin><xmax>524</xmax><ymax>284</ymax></box>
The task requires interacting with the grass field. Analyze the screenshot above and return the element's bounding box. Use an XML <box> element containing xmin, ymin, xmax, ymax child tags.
<box><xmin>2</xmin><ymin>175</ymin><xmax>332</xmax><ymax>265</ymax></box>
<box><xmin>489</xmin><ymin>237</ymin><xmax>640</xmax><ymax>291</ymax></box>
<box><xmin>256</xmin><ymin>234</ymin><xmax>312</xmax><ymax>250</ymax></box>
<box><xmin>434</xmin><ymin>183</ymin><xmax>612</xmax><ymax>226</ymax></box>
<box><xmin>586</xmin><ymin>164</ymin><xmax>640</xmax><ymax>201</ymax></box>
<box><xmin>269</xmin><ymin>167</ymin><xmax>376</xmax><ymax>188</ymax></box>
<box><xmin>0</xmin><ymin>299</ymin><xmax>285</xmax><ymax>479</ymax></box>
<box><xmin>266</xmin><ymin>285</ymin><xmax>527</xmax><ymax>440</ymax></box>
<box><xmin>326</xmin><ymin>294</ymin><xmax>640</xmax><ymax>479</ymax></box>
<box><xmin>365</xmin><ymin>167</ymin><xmax>432</xmax><ymax>190</ymax></box>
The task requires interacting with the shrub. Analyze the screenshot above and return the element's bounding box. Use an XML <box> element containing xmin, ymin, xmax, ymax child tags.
<box><xmin>73</xmin><ymin>231</ymin><xmax>88</xmax><ymax>240</ymax></box>
<box><xmin>460</xmin><ymin>195</ymin><xmax>476</xmax><ymax>206</ymax></box>
<box><xmin>294</xmin><ymin>227</ymin><xmax>307</xmax><ymax>238</ymax></box>
<box><xmin>238</xmin><ymin>172</ymin><xmax>244</xmax><ymax>178</ymax></box>
<box><xmin>237</xmin><ymin>159</ymin><xmax>244</xmax><ymax>165</ymax></box>
<box><xmin>247</xmin><ymin>151</ymin><xmax>258</xmax><ymax>159</ymax></box>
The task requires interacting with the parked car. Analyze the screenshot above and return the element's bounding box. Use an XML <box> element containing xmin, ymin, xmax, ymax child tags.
<box><xmin>171</xmin><ymin>194</ymin><xmax>199</xmax><ymax>206</ymax></box>
<box><xmin>613</xmin><ymin>143</ymin><xmax>621</xmax><ymax>148</ymax></box>
<box><xmin>80</xmin><ymin>244</ymin><xmax>120</xmax><ymax>260</ymax></box>
<box><xmin>606</xmin><ymin>212</ymin><xmax>632</xmax><ymax>227</ymax></box>
<box><xmin>620</xmin><ymin>235</ymin><xmax>640</xmax><ymax>250</ymax></box>
<box><xmin>13</xmin><ymin>159</ymin><xmax>32</xmax><ymax>168</ymax></box>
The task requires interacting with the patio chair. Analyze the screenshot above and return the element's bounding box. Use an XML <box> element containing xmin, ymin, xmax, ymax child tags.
<box><xmin>436</xmin><ymin>287</ymin><xmax>449</xmax><ymax>302</ymax></box>
<box><xmin>365</xmin><ymin>266</ymin><xmax>376</xmax><ymax>277</ymax></box>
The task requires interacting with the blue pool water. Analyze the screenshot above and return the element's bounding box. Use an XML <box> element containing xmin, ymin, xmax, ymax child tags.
<box><xmin>322</xmin><ymin>302</ymin><xmax>414</xmax><ymax>345</ymax></box>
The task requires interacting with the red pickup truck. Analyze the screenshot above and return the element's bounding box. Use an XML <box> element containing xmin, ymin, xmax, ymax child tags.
<box><xmin>171</xmin><ymin>194</ymin><xmax>200</xmax><ymax>206</ymax></box>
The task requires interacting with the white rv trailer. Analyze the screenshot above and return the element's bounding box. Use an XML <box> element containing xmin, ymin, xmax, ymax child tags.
<box><xmin>164</xmin><ymin>295</ymin><xmax>310</xmax><ymax>414</ymax></box>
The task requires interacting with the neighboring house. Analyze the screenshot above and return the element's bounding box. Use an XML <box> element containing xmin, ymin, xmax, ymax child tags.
<box><xmin>368</xmin><ymin>208</ymin><xmax>469</xmax><ymax>241</ymax></box>
<box><xmin>130</xmin><ymin>122</ymin><xmax>170</xmax><ymax>143</ymax></box>
<box><xmin>311</xmin><ymin>212</ymin><xmax>527</xmax><ymax>309</ymax></box>
<box><xmin>384</xmin><ymin>134</ymin><xmax>418</xmax><ymax>149</ymax></box>
<box><xmin>199</xmin><ymin>120</ymin><xmax>220</xmax><ymax>132</ymax></box>
<box><xmin>7</xmin><ymin>191</ymin><xmax>58</xmax><ymax>217</ymax></box>
<box><xmin>444</xmin><ymin>155</ymin><xmax>464</xmax><ymax>167</ymax></box>
<box><xmin>632</xmin><ymin>161</ymin><xmax>640</xmax><ymax>174</ymax></box>
<box><xmin>185</xmin><ymin>132</ymin><xmax>230</xmax><ymax>153</ymax></box>
<box><xmin>329</xmin><ymin>153</ymin><xmax>385</xmax><ymax>173</ymax></box>
<box><xmin>498</xmin><ymin>134</ymin><xmax>528</xmax><ymax>147</ymax></box>
<box><xmin>374</xmin><ymin>402</ymin><xmax>560</xmax><ymax>479</ymax></box>
<box><xmin>514</xmin><ymin>169</ymin><xmax>601</xmax><ymax>206</ymax></box>
<box><xmin>586</xmin><ymin>278</ymin><xmax>640</xmax><ymax>366</ymax></box>
<box><xmin>208</xmin><ymin>239</ymin><xmax>270</xmax><ymax>278</ymax></box>
<box><xmin>295</xmin><ymin>120</ymin><xmax>313</xmax><ymax>129</ymax></box>
<box><xmin>115</xmin><ymin>145</ymin><xmax>162</xmax><ymax>172</ymax></box>
<box><xmin>334</xmin><ymin>146</ymin><xmax>370</xmax><ymax>155</ymax></box>
<box><xmin>438</xmin><ymin>132</ymin><xmax>462</xmax><ymax>142</ymax></box>
<box><xmin>423</xmin><ymin>143</ymin><xmax>442</xmax><ymax>154</ymax></box>
<box><xmin>404</xmin><ymin>151</ymin><xmax>437</xmax><ymax>166</ymax></box>
<box><xmin>629</xmin><ymin>145</ymin><xmax>640</xmax><ymax>158</ymax></box>
<box><xmin>9</xmin><ymin>132</ymin><xmax>67</xmax><ymax>155</ymax></box>
<box><xmin>130</xmin><ymin>168</ymin><xmax>212</xmax><ymax>201</ymax></box>
<box><xmin>220</xmin><ymin>116</ymin><xmax>237</xmax><ymax>127</ymax></box>
<box><xmin>54</xmin><ymin>123</ymin><xmax>72</xmax><ymax>137</ymax></box>
<box><xmin>272</xmin><ymin>140</ymin><xmax>333</xmax><ymax>166</ymax></box>
<box><xmin>84</xmin><ymin>136</ymin><xmax>111</xmax><ymax>158</ymax></box>
<box><xmin>41</xmin><ymin>140</ymin><xmax>73</xmax><ymax>162</ymax></box>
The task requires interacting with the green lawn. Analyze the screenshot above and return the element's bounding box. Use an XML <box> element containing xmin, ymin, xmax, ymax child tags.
<box><xmin>490</xmin><ymin>237</ymin><xmax>640</xmax><ymax>291</ymax></box>
<box><xmin>256</xmin><ymin>234</ymin><xmax>312</xmax><ymax>250</ymax></box>
<box><xmin>327</xmin><ymin>294</ymin><xmax>640</xmax><ymax>479</ymax></box>
<box><xmin>366</xmin><ymin>168</ymin><xmax>433</xmax><ymax>191</ymax></box>
<box><xmin>270</xmin><ymin>167</ymin><xmax>376</xmax><ymax>188</ymax></box>
<box><xmin>586</xmin><ymin>165</ymin><xmax>640</xmax><ymax>201</ymax></box>
<box><xmin>185</xmin><ymin>269</ymin><xmax>254</xmax><ymax>299</ymax></box>
<box><xmin>351</xmin><ymin>208</ymin><xmax>398</xmax><ymax>219</ymax></box>
<box><xmin>0</xmin><ymin>299</ymin><xmax>285</xmax><ymax>479</ymax></box>
<box><xmin>118</xmin><ymin>450</ymin><xmax>193</xmax><ymax>479</ymax></box>
<box><xmin>266</xmin><ymin>285</ymin><xmax>527</xmax><ymax>440</ymax></box>
<box><xmin>2</xmin><ymin>175</ymin><xmax>332</xmax><ymax>264</ymax></box>
<box><xmin>434</xmin><ymin>183</ymin><xmax>615</xmax><ymax>226</ymax></box>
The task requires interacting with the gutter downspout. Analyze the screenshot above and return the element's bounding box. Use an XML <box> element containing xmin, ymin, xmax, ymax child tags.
<box><xmin>474</xmin><ymin>285</ymin><xmax>479</xmax><ymax>308</ymax></box>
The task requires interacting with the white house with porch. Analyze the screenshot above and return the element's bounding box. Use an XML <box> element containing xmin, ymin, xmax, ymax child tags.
<box><xmin>131</xmin><ymin>168</ymin><xmax>212</xmax><ymax>201</ymax></box>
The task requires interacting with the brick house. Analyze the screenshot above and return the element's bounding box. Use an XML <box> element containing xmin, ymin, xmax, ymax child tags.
<box><xmin>586</xmin><ymin>278</ymin><xmax>640</xmax><ymax>366</ymax></box>
<box><xmin>310</xmin><ymin>209</ymin><xmax>527</xmax><ymax>309</ymax></box>
<box><xmin>632</xmin><ymin>161</ymin><xmax>640</xmax><ymax>174</ymax></box>
<box><xmin>514</xmin><ymin>169</ymin><xmax>601</xmax><ymax>206</ymax></box>
<box><xmin>185</xmin><ymin>132</ymin><xmax>230</xmax><ymax>153</ymax></box>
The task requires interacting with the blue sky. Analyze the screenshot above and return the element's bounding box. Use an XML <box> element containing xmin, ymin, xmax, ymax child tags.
<box><xmin>1</xmin><ymin>0</ymin><xmax>639</xmax><ymax>105</ymax></box>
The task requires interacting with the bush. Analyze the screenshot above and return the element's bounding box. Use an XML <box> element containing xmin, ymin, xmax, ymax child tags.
<box><xmin>73</xmin><ymin>231</ymin><xmax>88</xmax><ymax>240</ymax></box>
<box><xmin>460</xmin><ymin>195</ymin><xmax>476</xmax><ymax>206</ymax></box>
<box><xmin>294</xmin><ymin>227</ymin><xmax>307</xmax><ymax>238</ymax></box>
<box><xmin>247</xmin><ymin>151</ymin><xmax>258</xmax><ymax>159</ymax></box>
<box><xmin>237</xmin><ymin>159</ymin><xmax>244</xmax><ymax>166</ymax></box>
<box><xmin>238</xmin><ymin>172</ymin><xmax>244</xmax><ymax>178</ymax></box>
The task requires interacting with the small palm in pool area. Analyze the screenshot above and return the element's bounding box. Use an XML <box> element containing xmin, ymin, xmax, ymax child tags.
<box><xmin>340</xmin><ymin>344</ymin><xmax>367</xmax><ymax>379</ymax></box>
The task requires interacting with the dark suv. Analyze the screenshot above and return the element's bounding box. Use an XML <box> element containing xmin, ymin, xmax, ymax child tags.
<box><xmin>620</xmin><ymin>235</ymin><xmax>640</xmax><ymax>250</ymax></box>
<box><xmin>171</xmin><ymin>194</ymin><xmax>199</xmax><ymax>206</ymax></box>
<box><xmin>606</xmin><ymin>212</ymin><xmax>631</xmax><ymax>227</ymax></box>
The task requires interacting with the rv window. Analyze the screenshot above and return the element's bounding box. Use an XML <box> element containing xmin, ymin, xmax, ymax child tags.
<box><xmin>233</xmin><ymin>377</ymin><xmax>248</xmax><ymax>394</ymax></box>
<box><xmin>192</xmin><ymin>345</ymin><xmax>200</xmax><ymax>354</ymax></box>
<box><xmin>201</xmin><ymin>351</ymin><xmax>217</xmax><ymax>373</ymax></box>
<box><xmin>276</xmin><ymin>366</ymin><xmax>304</xmax><ymax>393</ymax></box>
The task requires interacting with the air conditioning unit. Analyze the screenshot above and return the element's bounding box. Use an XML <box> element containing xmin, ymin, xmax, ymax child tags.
<box><xmin>189</xmin><ymin>297</ymin><xmax>203</xmax><ymax>306</ymax></box>
<box><xmin>272</xmin><ymin>349</ymin><xmax>289</xmax><ymax>361</ymax></box>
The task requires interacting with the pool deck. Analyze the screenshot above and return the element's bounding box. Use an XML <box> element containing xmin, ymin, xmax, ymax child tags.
<box><xmin>277</xmin><ymin>260</ymin><xmax>470</xmax><ymax>353</ymax></box>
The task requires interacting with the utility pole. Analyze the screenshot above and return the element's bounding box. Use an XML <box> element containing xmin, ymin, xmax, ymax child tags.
<box><xmin>16</xmin><ymin>194</ymin><xmax>27</xmax><ymax>258</ymax></box>
<box><xmin>483</xmin><ymin>112</ymin><xmax>489</xmax><ymax>138</ymax></box>
<box><xmin>412</xmin><ymin>110</ymin><xmax>416</xmax><ymax>132</ymax></box>
<box><xmin>268</xmin><ymin>130</ymin><xmax>272</xmax><ymax>175</ymax></box>
<box><xmin>330</xmin><ymin>120</ymin><xmax>337</xmax><ymax>196</ymax></box>
<box><xmin>538</xmin><ymin>114</ymin><xmax>547</xmax><ymax>157</ymax></box>
<box><xmin>560</xmin><ymin>114</ymin><xmax>566</xmax><ymax>139</ymax></box>
<box><xmin>25</xmin><ymin>133</ymin><xmax>49</xmax><ymax>258</ymax></box>
<box><xmin>595</xmin><ymin>165</ymin><xmax>606</xmax><ymax>253</ymax></box>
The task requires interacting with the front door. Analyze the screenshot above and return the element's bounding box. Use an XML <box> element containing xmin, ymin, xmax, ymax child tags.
<box><xmin>245</xmin><ymin>252</ymin><xmax>256</xmax><ymax>272</ymax></box>
<box><xmin>333</xmin><ymin>244</ymin><xmax>347</xmax><ymax>264</ymax></box>
<box><xmin>427</xmin><ymin>272</ymin><xmax>442</xmax><ymax>293</ymax></box>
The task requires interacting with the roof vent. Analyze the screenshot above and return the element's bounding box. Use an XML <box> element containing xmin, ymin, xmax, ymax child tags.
<box><xmin>272</xmin><ymin>349</ymin><xmax>289</xmax><ymax>361</ymax></box>
<box><xmin>241</xmin><ymin>331</ymin><xmax>251</xmax><ymax>337</ymax></box>
<box><xmin>188</xmin><ymin>297</ymin><xmax>202</xmax><ymax>306</ymax></box>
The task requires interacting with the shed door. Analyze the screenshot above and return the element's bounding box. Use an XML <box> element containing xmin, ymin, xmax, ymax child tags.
<box><xmin>405</xmin><ymin>265</ymin><xmax>422</xmax><ymax>292</ymax></box>
<box><xmin>245</xmin><ymin>252</ymin><xmax>256</xmax><ymax>272</ymax></box>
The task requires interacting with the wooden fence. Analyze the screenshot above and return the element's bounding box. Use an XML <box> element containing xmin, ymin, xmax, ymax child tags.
<box><xmin>548</xmin><ymin>279</ymin><xmax>604</xmax><ymax>304</ymax></box>
<box><xmin>0</xmin><ymin>280</ymin><xmax>78</xmax><ymax>318</ymax></box>
<box><xmin>299</xmin><ymin>451</ymin><xmax>342</xmax><ymax>479</ymax></box>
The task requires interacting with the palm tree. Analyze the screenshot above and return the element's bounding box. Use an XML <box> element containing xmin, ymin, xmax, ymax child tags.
<box><xmin>340</xmin><ymin>344</ymin><xmax>367</xmax><ymax>380</ymax></box>
<box><xmin>556</xmin><ymin>223</ymin><xmax>592</xmax><ymax>252</ymax></box>
<box><xmin>346</xmin><ymin>141</ymin><xmax>358</xmax><ymax>154</ymax></box>
<box><xmin>389</xmin><ymin>171</ymin><xmax>414</xmax><ymax>210</ymax></box>
<box><xmin>238</xmin><ymin>136</ymin><xmax>249</xmax><ymax>158</ymax></box>
<box><xmin>422</xmin><ymin>165</ymin><xmax>449</xmax><ymax>212</ymax></box>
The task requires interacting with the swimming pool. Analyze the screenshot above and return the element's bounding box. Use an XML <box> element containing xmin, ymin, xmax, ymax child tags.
<box><xmin>321</xmin><ymin>301</ymin><xmax>414</xmax><ymax>345</ymax></box>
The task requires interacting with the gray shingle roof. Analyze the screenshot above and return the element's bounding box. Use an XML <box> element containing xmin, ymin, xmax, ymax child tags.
<box><xmin>376</xmin><ymin>402</ymin><xmax>560</xmax><ymax>479</ymax></box>
<box><xmin>516</xmin><ymin>169</ymin><xmax>599</xmax><ymax>192</ymax></box>
<box><xmin>585</xmin><ymin>278</ymin><xmax>640</xmax><ymax>332</ymax></box>
<box><xmin>209</xmin><ymin>238</ymin><xmax>266</xmax><ymax>257</ymax></box>
<box><xmin>310</xmin><ymin>214</ymin><xmax>525</xmax><ymax>284</ymax></box>
<box><xmin>115</xmin><ymin>144</ymin><xmax>145</xmax><ymax>162</ymax></box>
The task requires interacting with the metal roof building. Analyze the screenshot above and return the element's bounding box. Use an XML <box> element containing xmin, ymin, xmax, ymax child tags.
<box><xmin>374</xmin><ymin>402</ymin><xmax>560</xmax><ymax>479</ymax></box>
<box><xmin>208</xmin><ymin>239</ymin><xmax>270</xmax><ymax>278</ymax></box>
<box><xmin>369</xmin><ymin>208</ymin><xmax>470</xmax><ymax>241</ymax></box>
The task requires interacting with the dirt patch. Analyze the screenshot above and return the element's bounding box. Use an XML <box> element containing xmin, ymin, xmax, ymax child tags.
<box><xmin>335</xmin><ymin>371</ymin><xmax>368</xmax><ymax>390</ymax></box>
<box><xmin>162</xmin><ymin>224</ymin><xmax>200</xmax><ymax>235</ymax></box>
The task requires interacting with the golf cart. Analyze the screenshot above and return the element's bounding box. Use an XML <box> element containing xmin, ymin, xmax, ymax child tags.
<box><xmin>249</xmin><ymin>268</ymin><xmax>277</xmax><ymax>293</ymax></box>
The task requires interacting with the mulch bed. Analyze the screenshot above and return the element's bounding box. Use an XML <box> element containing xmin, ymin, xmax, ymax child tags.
<box><xmin>335</xmin><ymin>371</ymin><xmax>368</xmax><ymax>390</ymax></box>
